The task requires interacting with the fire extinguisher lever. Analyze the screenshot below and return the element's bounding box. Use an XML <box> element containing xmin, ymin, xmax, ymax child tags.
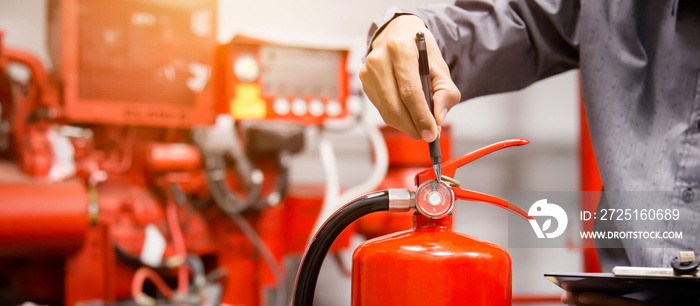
<box><xmin>415</xmin><ymin>138</ymin><xmax>530</xmax><ymax>184</ymax></box>
<box><xmin>415</xmin><ymin>138</ymin><xmax>533</xmax><ymax>221</ymax></box>
<box><xmin>453</xmin><ymin>188</ymin><xmax>531</xmax><ymax>220</ymax></box>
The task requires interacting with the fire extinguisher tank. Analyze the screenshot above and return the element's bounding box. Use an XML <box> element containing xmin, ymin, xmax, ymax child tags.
<box><xmin>351</xmin><ymin>214</ymin><xmax>511</xmax><ymax>306</ymax></box>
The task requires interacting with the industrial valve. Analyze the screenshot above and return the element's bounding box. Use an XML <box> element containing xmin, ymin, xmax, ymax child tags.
<box><xmin>293</xmin><ymin>138</ymin><xmax>534</xmax><ymax>306</ymax></box>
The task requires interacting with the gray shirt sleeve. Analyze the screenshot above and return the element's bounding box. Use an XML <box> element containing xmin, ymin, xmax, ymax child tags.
<box><xmin>367</xmin><ymin>0</ymin><xmax>581</xmax><ymax>101</ymax></box>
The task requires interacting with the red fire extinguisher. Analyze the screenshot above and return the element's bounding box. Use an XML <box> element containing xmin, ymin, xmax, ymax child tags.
<box><xmin>293</xmin><ymin>139</ymin><xmax>535</xmax><ymax>305</ymax></box>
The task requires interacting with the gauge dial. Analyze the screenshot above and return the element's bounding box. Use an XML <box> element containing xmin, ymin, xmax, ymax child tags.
<box><xmin>233</xmin><ymin>54</ymin><xmax>259</xmax><ymax>83</ymax></box>
<box><xmin>415</xmin><ymin>180</ymin><xmax>454</xmax><ymax>219</ymax></box>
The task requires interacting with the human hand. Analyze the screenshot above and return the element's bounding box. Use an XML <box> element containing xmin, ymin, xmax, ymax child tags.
<box><xmin>360</xmin><ymin>15</ymin><xmax>460</xmax><ymax>142</ymax></box>
<box><xmin>561</xmin><ymin>291</ymin><xmax>646</xmax><ymax>306</ymax></box>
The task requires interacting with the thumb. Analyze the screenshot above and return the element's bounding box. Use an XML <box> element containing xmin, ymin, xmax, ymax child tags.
<box><xmin>432</xmin><ymin>75</ymin><xmax>460</xmax><ymax>126</ymax></box>
<box><xmin>422</xmin><ymin>32</ymin><xmax>460</xmax><ymax>126</ymax></box>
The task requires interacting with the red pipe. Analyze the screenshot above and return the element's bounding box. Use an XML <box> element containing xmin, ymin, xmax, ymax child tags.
<box><xmin>0</xmin><ymin>181</ymin><xmax>88</xmax><ymax>256</ymax></box>
<box><xmin>131</xmin><ymin>266</ymin><xmax>174</xmax><ymax>302</ymax></box>
<box><xmin>1</xmin><ymin>46</ymin><xmax>59</xmax><ymax>108</ymax></box>
<box><xmin>166</xmin><ymin>199</ymin><xmax>189</xmax><ymax>296</ymax></box>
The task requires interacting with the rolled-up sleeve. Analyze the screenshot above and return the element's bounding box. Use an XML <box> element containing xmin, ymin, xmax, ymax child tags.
<box><xmin>367</xmin><ymin>0</ymin><xmax>581</xmax><ymax>100</ymax></box>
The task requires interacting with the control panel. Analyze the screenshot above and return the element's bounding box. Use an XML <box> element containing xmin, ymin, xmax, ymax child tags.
<box><xmin>219</xmin><ymin>36</ymin><xmax>349</xmax><ymax>124</ymax></box>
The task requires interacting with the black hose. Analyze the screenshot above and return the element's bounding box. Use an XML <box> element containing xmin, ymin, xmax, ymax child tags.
<box><xmin>293</xmin><ymin>191</ymin><xmax>390</xmax><ymax>306</ymax></box>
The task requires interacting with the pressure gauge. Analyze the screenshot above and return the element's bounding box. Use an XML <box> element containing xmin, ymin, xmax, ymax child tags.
<box><xmin>415</xmin><ymin>180</ymin><xmax>454</xmax><ymax>219</ymax></box>
<box><xmin>233</xmin><ymin>54</ymin><xmax>259</xmax><ymax>83</ymax></box>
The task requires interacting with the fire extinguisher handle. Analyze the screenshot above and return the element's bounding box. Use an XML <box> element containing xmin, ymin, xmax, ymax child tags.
<box><xmin>293</xmin><ymin>190</ymin><xmax>392</xmax><ymax>306</ymax></box>
<box><xmin>415</xmin><ymin>138</ymin><xmax>529</xmax><ymax>185</ymax></box>
<box><xmin>412</xmin><ymin>138</ymin><xmax>532</xmax><ymax>220</ymax></box>
<box><xmin>452</xmin><ymin>188</ymin><xmax>533</xmax><ymax>221</ymax></box>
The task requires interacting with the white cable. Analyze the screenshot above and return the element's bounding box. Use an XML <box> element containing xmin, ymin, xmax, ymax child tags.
<box><xmin>315</xmin><ymin>130</ymin><xmax>341</xmax><ymax>234</ymax></box>
<box><xmin>312</xmin><ymin>119</ymin><xmax>389</xmax><ymax>234</ymax></box>
<box><xmin>335</xmin><ymin>119</ymin><xmax>389</xmax><ymax>212</ymax></box>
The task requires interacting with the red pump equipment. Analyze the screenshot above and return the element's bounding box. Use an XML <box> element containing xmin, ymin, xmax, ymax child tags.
<box><xmin>293</xmin><ymin>138</ymin><xmax>534</xmax><ymax>305</ymax></box>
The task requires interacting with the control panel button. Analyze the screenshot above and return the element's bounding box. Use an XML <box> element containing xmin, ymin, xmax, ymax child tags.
<box><xmin>326</xmin><ymin>99</ymin><xmax>341</xmax><ymax>116</ymax></box>
<box><xmin>309</xmin><ymin>99</ymin><xmax>324</xmax><ymax>117</ymax></box>
<box><xmin>291</xmin><ymin>98</ymin><xmax>307</xmax><ymax>116</ymax></box>
<box><xmin>273</xmin><ymin>97</ymin><xmax>290</xmax><ymax>115</ymax></box>
<box><xmin>233</xmin><ymin>54</ymin><xmax>259</xmax><ymax>83</ymax></box>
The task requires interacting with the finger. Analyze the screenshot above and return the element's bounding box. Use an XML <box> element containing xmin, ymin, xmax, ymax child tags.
<box><xmin>578</xmin><ymin>292</ymin><xmax>647</xmax><ymax>306</ymax></box>
<box><xmin>561</xmin><ymin>291</ymin><xmax>576</xmax><ymax>304</ymax></box>
<box><xmin>425</xmin><ymin>35</ymin><xmax>461</xmax><ymax>126</ymax></box>
<box><xmin>375</xmin><ymin>95</ymin><xmax>422</xmax><ymax>140</ymax></box>
<box><xmin>387</xmin><ymin>37</ymin><xmax>438</xmax><ymax>142</ymax></box>
<box><xmin>432</xmin><ymin>84</ymin><xmax>460</xmax><ymax>126</ymax></box>
<box><xmin>361</xmin><ymin>48</ymin><xmax>421</xmax><ymax>139</ymax></box>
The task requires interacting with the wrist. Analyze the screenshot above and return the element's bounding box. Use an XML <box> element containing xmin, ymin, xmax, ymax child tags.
<box><xmin>371</xmin><ymin>14</ymin><xmax>428</xmax><ymax>50</ymax></box>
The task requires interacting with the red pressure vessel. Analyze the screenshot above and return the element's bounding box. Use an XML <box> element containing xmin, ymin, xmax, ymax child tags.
<box><xmin>351</xmin><ymin>214</ymin><xmax>511</xmax><ymax>306</ymax></box>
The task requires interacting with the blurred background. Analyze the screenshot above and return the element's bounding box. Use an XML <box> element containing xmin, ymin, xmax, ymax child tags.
<box><xmin>0</xmin><ymin>0</ymin><xmax>582</xmax><ymax>305</ymax></box>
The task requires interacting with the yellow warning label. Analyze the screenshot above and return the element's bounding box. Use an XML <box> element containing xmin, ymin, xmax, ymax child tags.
<box><xmin>230</xmin><ymin>84</ymin><xmax>267</xmax><ymax>120</ymax></box>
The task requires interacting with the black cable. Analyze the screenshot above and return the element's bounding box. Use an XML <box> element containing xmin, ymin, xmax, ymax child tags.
<box><xmin>202</xmin><ymin>152</ymin><xmax>262</xmax><ymax>213</ymax></box>
<box><xmin>253</xmin><ymin>150</ymin><xmax>291</xmax><ymax>209</ymax></box>
<box><xmin>274</xmin><ymin>151</ymin><xmax>290</xmax><ymax>202</ymax></box>
<box><xmin>208</xmin><ymin>171</ymin><xmax>287</xmax><ymax>306</ymax></box>
<box><xmin>114</xmin><ymin>243</ymin><xmax>145</xmax><ymax>267</ymax></box>
<box><xmin>293</xmin><ymin>191</ymin><xmax>390</xmax><ymax>306</ymax></box>
<box><xmin>169</xmin><ymin>183</ymin><xmax>189</xmax><ymax>208</ymax></box>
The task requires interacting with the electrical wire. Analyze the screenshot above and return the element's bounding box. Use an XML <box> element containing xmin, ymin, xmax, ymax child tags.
<box><xmin>335</xmin><ymin>118</ymin><xmax>389</xmax><ymax>216</ymax></box>
<box><xmin>314</xmin><ymin>130</ymin><xmax>341</xmax><ymax>234</ymax></box>
<box><xmin>268</xmin><ymin>150</ymin><xmax>291</xmax><ymax>205</ymax></box>
<box><xmin>131</xmin><ymin>266</ymin><xmax>174</xmax><ymax>305</ymax></box>
<box><xmin>114</xmin><ymin>243</ymin><xmax>144</xmax><ymax>267</ymax></box>
<box><xmin>208</xmin><ymin>178</ymin><xmax>287</xmax><ymax>306</ymax></box>
<box><xmin>223</xmin><ymin>209</ymin><xmax>286</xmax><ymax>306</ymax></box>
<box><xmin>114</xmin><ymin>127</ymin><xmax>137</xmax><ymax>173</ymax></box>
<box><xmin>200</xmin><ymin>144</ymin><xmax>263</xmax><ymax>212</ymax></box>
<box><xmin>193</xmin><ymin>115</ymin><xmax>264</xmax><ymax>212</ymax></box>
<box><xmin>312</xmin><ymin>118</ymin><xmax>389</xmax><ymax>234</ymax></box>
<box><xmin>194</xmin><ymin>120</ymin><xmax>286</xmax><ymax>305</ymax></box>
<box><xmin>185</xmin><ymin>254</ymin><xmax>206</xmax><ymax>290</ymax></box>
<box><xmin>205</xmin><ymin>268</ymin><xmax>229</xmax><ymax>306</ymax></box>
<box><xmin>165</xmin><ymin>196</ymin><xmax>189</xmax><ymax>297</ymax></box>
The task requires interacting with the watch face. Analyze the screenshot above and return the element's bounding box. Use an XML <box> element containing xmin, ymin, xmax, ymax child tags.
<box><xmin>233</xmin><ymin>54</ymin><xmax>259</xmax><ymax>83</ymax></box>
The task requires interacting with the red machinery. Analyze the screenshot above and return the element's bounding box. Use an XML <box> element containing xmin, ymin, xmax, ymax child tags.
<box><xmin>215</xmin><ymin>35</ymin><xmax>349</xmax><ymax>124</ymax></box>
<box><xmin>0</xmin><ymin>1</ymin><xmax>367</xmax><ymax>305</ymax></box>
<box><xmin>293</xmin><ymin>139</ymin><xmax>534</xmax><ymax>305</ymax></box>
<box><xmin>48</xmin><ymin>0</ymin><xmax>218</xmax><ymax>127</ymax></box>
<box><xmin>0</xmin><ymin>0</ymin><xmax>441</xmax><ymax>304</ymax></box>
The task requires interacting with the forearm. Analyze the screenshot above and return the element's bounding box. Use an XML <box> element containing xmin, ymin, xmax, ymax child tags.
<box><xmin>367</xmin><ymin>0</ymin><xmax>580</xmax><ymax>101</ymax></box>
